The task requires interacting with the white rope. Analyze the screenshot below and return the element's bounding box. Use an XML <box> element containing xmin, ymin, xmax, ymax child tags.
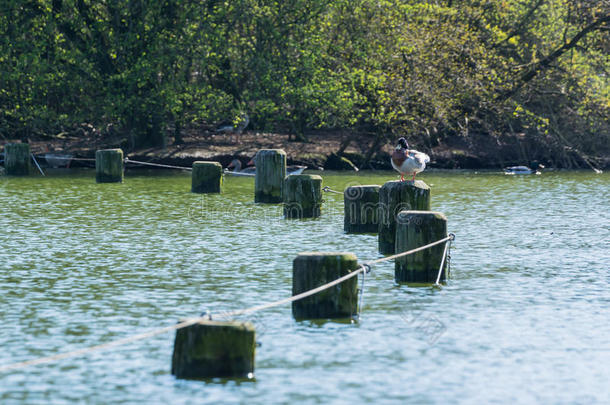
<box><xmin>123</xmin><ymin>158</ymin><xmax>192</xmax><ymax>171</ymax></box>
<box><xmin>435</xmin><ymin>240</ymin><xmax>450</xmax><ymax>285</ymax></box>
<box><xmin>357</xmin><ymin>265</ymin><xmax>370</xmax><ymax>317</ymax></box>
<box><xmin>0</xmin><ymin>235</ymin><xmax>453</xmax><ymax>373</ymax></box>
<box><xmin>224</xmin><ymin>169</ymin><xmax>255</xmax><ymax>177</ymax></box>
<box><xmin>33</xmin><ymin>155</ymin><xmax>96</xmax><ymax>162</ymax></box>
<box><xmin>31</xmin><ymin>154</ymin><xmax>45</xmax><ymax>176</ymax></box>
<box><xmin>365</xmin><ymin>234</ymin><xmax>454</xmax><ymax>265</ymax></box>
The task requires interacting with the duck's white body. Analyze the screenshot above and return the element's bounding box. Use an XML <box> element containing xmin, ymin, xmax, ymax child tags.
<box><xmin>504</xmin><ymin>166</ymin><xmax>541</xmax><ymax>175</ymax></box>
<box><xmin>391</xmin><ymin>149</ymin><xmax>430</xmax><ymax>180</ymax></box>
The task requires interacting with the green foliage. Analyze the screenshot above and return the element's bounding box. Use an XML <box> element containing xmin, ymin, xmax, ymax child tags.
<box><xmin>0</xmin><ymin>0</ymin><xmax>608</xmax><ymax>164</ymax></box>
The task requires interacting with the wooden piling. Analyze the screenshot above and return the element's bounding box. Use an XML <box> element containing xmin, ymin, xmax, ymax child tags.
<box><xmin>254</xmin><ymin>149</ymin><xmax>286</xmax><ymax>203</ymax></box>
<box><xmin>191</xmin><ymin>161</ymin><xmax>223</xmax><ymax>193</ymax></box>
<box><xmin>283</xmin><ymin>174</ymin><xmax>323</xmax><ymax>218</ymax></box>
<box><xmin>378</xmin><ymin>180</ymin><xmax>430</xmax><ymax>254</ymax></box>
<box><xmin>171</xmin><ymin>320</ymin><xmax>255</xmax><ymax>379</ymax></box>
<box><xmin>292</xmin><ymin>252</ymin><xmax>359</xmax><ymax>319</ymax></box>
<box><xmin>95</xmin><ymin>149</ymin><xmax>124</xmax><ymax>183</ymax></box>
<box><xmin>4</xmin><ymin>143</ymin><xmax>31</xmax><ymax>176</ymax></box>
<box><xmin>395</xmin><ymin>211</ymin><xmax>448</xmax><ymax>283</ymax></box>
<box><xmin>344</xmin><ymin>185</ymin><xmax>380</xmax><ymax>233</ymax></box>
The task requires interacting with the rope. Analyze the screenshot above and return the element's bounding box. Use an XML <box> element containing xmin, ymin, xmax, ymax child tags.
<box><xmin>33</xmin><ymin>155</ymin><xmax>96</xmax><ymax>162</ymax></box>
<box><xmin>124</xmin><ymin>158</ymin><xmax>192</xmax><ymax>171</ymax></box>
<box><xmin>322</xmin><ymin>186</ymin><xmax>343</xmax><ymax>195</ymax></box>
<box><xmin>0</xmin><ymin>235</ymin><xmax>453</xmax><ymax>373</ymax></box>
<box><xmin>31</xmin><ymin>154</ymin><xmax>45</xmax><ymax>176</ymax></box>
<box><xmin>434</xmin><ymin>238</ymin><xmax>450</xmax><ymax>285</ymax></box>
<box><xmin>224</xmin><ymin>169</ymin><xmax>255</xmax><ymax>177</ymax></box>
<box><xmin>365</xmin><ymin>234</ymin><xmax>454</xmax><ymax>265</ymax></box>
<box><xmin>357</xmin><ymin>264</ymin><xmax>371</xmax><ymax>317</ymax></box>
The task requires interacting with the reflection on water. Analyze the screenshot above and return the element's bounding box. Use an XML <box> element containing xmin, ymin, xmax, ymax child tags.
<box><xmin>1</xmin><ymin>169</ymin><xmax>609</xmax><ymax>403</ymax></box>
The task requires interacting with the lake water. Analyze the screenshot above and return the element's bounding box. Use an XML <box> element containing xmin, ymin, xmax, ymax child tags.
<box><xmin>0</xmin><ymin>169</ymin><xmax>608</xmax><ymax>404</ymax></box>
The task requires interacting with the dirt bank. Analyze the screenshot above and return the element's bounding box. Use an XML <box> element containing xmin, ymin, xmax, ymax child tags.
<box><xmin>6</xmin><ymin>128</ymin><xmax>607</xmax><ymax>171</ymax></box>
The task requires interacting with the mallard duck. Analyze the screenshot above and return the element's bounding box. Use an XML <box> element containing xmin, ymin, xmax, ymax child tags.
<box><xmin>391</xmin><ymin>137</ymin><xmax>430</xmax><ymax>181</ymax></box>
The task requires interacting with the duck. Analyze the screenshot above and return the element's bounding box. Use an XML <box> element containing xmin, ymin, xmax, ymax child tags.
<box><xmin>225</xmin><ymin>159</ymin><xmax>256</xmax><ymax>176</ymax></box>
<box><xmin>504</xmin><ymin>162</ymin><xmax>544</xmax><ymax>175</ymax></box>
<box><xmin>391</xmin><ymin>137</ymin><xmax>430</xmax><ymax>181</ymax></box>
<box><xmin>224</xmin><ymin>158</ymin><xmax>308</xmax><ymax>176</ymax></box>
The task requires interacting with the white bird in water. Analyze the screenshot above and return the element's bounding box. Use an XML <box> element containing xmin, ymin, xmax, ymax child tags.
<box><xmin>391</xmin><ymin>137</ymin><xmax>430</xmax><ymax>182</ymax></box>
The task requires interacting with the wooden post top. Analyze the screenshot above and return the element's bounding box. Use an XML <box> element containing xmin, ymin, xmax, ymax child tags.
<box><xmin>381</xmin><ymin>179</ymin><xmax>430</xmax><ymax>190</ymax></box>
<box><xmin>295</xmin><ymin>252</ymin><xmax>358</xmax><ymax>260</ymax></box>
<box><xmin>396</xmin><ymin>210</ymin><xmax>448</xmax><ymax>220</ymax></box>
<box><xmin>192</xmin><ymin>161</ymin><xmax>222</xmax><ymax>167</ymax></box>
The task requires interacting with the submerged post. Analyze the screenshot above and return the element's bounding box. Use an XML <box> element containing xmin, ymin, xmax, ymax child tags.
<box><xmin>4</xmin><ymin>143</ymin><xmax>31</xmax><ymax>175</ymax></box>
<box><xmin>395</xmin><ymin>211</ymin><xmax>448</xmax><ymax>283</ymax></box>
<box><xmin>292</xmin><ymin>252</ymin><xmax>359</xmax><ymax>319</ymax></box>
<box><xmin>95</xmin><ymin>149</ymin><xmax>123</xmax><ymax>183</ymax></box>
<box><xmin>254</xmin><ymin>149</ymin><xmax>286</xmax><ymax>203</ymax></box>
<box><xmin>284</xmin><ymin>174</ymin><xmax>323</xmax><ymax>218</ymax></box>
<box><xmin>378</xmin><ymin>180</ymin><xmax>430</xmax><ymax>254</ymax></box>
<box><xmin>171</xmin><ymin>320</ymin><xmax>255</xmax><ymax>379</ymax></box>
<box><xmin>191</xmin><ymin>161</ymin><xmax>223</xmax><ymax>193</ymax></box>
<box><xmin>344</xmin><ymin>185</ymin><xmax>380</xmax><ymax>233</ymax></box>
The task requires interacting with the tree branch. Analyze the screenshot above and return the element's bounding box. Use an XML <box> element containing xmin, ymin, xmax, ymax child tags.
<box><xmin>497</xmin><ymin>13</ymin><xmax>610</xmax><ymax>102</ymax></box>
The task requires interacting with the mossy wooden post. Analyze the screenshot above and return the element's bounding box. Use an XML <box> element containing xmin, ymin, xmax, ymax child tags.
<box><xmin>284</xmin><ymin>174</ymin><xmax>323</xmax><ymax>218</ymax></box>
<box><xmin>378</xmin><ymin>180</ymin><xmax>430</xmax><ymax>254</ymax></box>
<box><xmin>344</xmin><ymin>185</ymin><xmax>380</xmax><ymax>233</ymax></box>
<box><xmin>4</xmin><ymin>143</ymin><xmax>31</xmax><ymax>175</ymax></box>
<box><xmin>95</xmin><ymin>149</ymin><xmax>123</xmax><ymax>183</ymax></box>
<box><xmin>395</xmin><ymin>211</ymin><xmax>448</xmax><ymax>283</ymax></box>
<box><xmin>292</xmin><ymin>252</ymin><xmax>359</xmax><ymax>319</ymax></box>
<box><xmin>254</xmin><ymin>149</ymin><xmax>286</xmax><ymax>203</ymax></box>
<box><xmin>171</xmin><ymin>320</ymin><xmax>255</xmax><ymax>379</ymax></box>
<box><xmin>191</xmin><ymin>161</ymin><xmax>222</xmax><ymax>193</ymax></box>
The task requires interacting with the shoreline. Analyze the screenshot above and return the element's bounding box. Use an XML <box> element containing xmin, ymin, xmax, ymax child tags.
<box><xmin>2</xmin><ymin>129</ymin><xmax>608</xmax><ymax>171</ymax></box>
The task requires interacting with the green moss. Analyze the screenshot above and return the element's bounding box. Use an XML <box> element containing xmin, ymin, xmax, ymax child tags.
<box><xmin>254</xmin><ymin>149</ymin><xmax>286</xmax><ymax>203</ymax></box>
<box><xmin>395</xmin><ymin>211</ymin><xmax>448</xmax><ymax>283</ymax></box>
<box><xmin>4</xmin><ymin>143</ymin><xmax>31</xmax><ymax>176</ymax></box>
<box><xmin>95</xmin><ymin>149</ymin><xmax>124</xmax><ymax>183</ymax></box>
<box><xmin>171</xmin><ymin>321</ymin><xmax>255</xmax><ymax>379</ymax></box>
<box><xmin>283</xmin><ymin>174</ymin><xmax>323</xmax><ymax>218</ymax></box>
<box><xmin>192</xmin><ymin>161</ymin><xmax>222</xmax><ymax>193</ymax></box>
<box><xmin>292</xmin><ymin>252</ymin><xmax>359</xmax><ymax>319</ymax></box>
<box><xmin>378</xmin><ymin>180</ymin><xmax>431</xmax><ymax>254</ymax></box>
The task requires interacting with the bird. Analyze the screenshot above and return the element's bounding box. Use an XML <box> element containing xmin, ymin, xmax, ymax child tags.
<box><xmin>391</xmin><ymin>137</ymin><xmax>430</xmax><ymax>182</ymax></box>
<box><xmin>216</xmin><ymin>113</ymin><xmax>250</xmax><ymax>144</ymax></box>
<box><xmin>226</xmin><ymin>158</ymin><xmax>256</xmax><ymax>176</ymax></box>
<box><xmin>504</xmin><ymin>162</ymin><xmax>544</xmax><ymax>175</ymax></box>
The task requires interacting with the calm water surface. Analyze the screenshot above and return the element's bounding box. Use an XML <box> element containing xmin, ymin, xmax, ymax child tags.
<box><xmin>0</xmin><ymin>169</ymin><xmax>608</xmax><ymax>404</ymax></box>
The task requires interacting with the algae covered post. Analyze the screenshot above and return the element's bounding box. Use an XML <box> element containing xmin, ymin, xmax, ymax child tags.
<box><xmin>4</xmin><ymin>143</ymin><xmax>31</xmax><ymax>175</ymax></box>
<box><xmin>395</xmin><ymin>211</ymin><xmax>448</xmax><ymax>283</ymax></box>
<box><xmin>254</xmin><ymin>149</ymin><xmax>286</xmax><ymax>203</ymax></box>
<box><xmin>378</xmin><ymin>180</ymin><xmax>430</xmax><ymax>254</ymax></box>
<box><xmin>171</xmin><ymin>320</ymin><xmax>255</xmax><ymax>379</ymax></box>
<box><xmin>284</xmin><ymin>174</ymin><xmax>323</xmax><ymax>218</ymax></box>
<box><xmin>344</xmin><ymin>185</ymin><xmax>381</xmax><ymax>233</ymax></box>
<box><xmin>292</xmin><ymin>252</ymin><xmax>359</xmax><ymax>319</ymax></box>
<box><xmin>191</xmin><ymin>161</ymin><xmax>223</xmax><ymax>193</ymax></box>
<box><xmin>95</xmin><ymin>149</ymin><xmax>124</xmax><ymax>183</ymax></box>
